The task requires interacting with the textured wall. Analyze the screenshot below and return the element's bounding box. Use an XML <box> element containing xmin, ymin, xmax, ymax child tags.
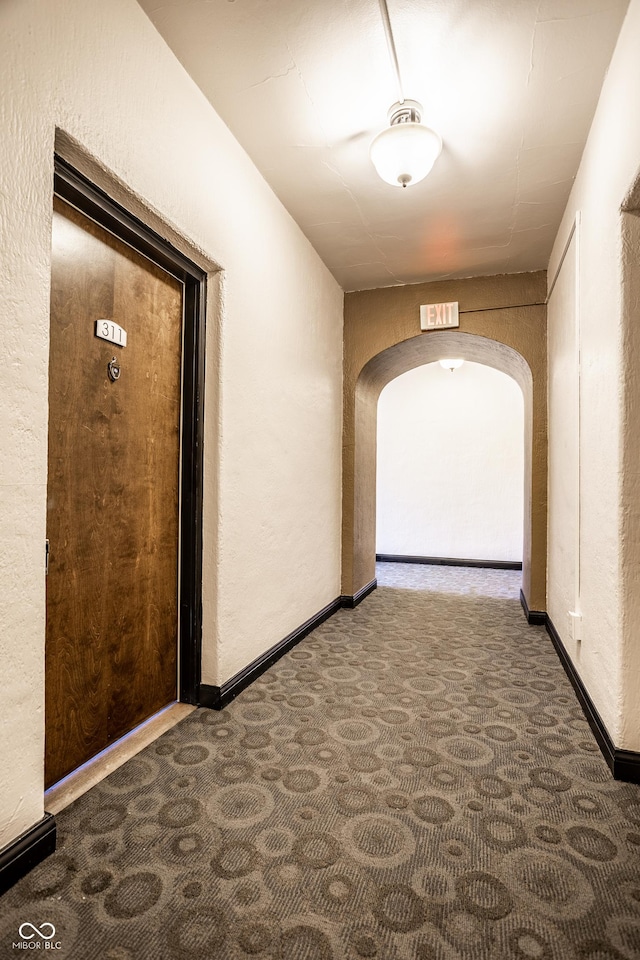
<box><xmin>0</xmin><ymin>0</ymin><xmax>343</xmax><ymax>850</ymax></box>
<box><xmin>548</xmin><ymin>0</ymin><xmax>640</xmax><ymax>750</ymax></box>
<box><xmin>377</xmin><ymin>362</ymin><xmax>524</xmax><ymax>562</ymax></box>
<box><xmin>343</xmin><ymin>272</ymin><xmax>547</xmax><ymax>609</ymax></box>
<box><xmin>547</xmin><ymin>229</ymin><xmax>580</xmax><ymax>669</ymax></box>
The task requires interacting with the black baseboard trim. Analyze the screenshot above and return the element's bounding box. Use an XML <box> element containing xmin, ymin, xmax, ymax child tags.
<box><xmin>340</xmin><ymin>578</ymin><xmax>378</xmax><ymax>609</ymax></box>
<box><xmin>200</xmin><ymin>581</ymin><xmax>379</xmax><ymax>711</ymax></box>
<box><xmin>377</xmin><ymin>554</ymin><xmax>522</xmax><ymax>571</ymax></box>
<box><xmin>200</xmin><ymin>596</ymin><xmax>343</xmax><ymax>710</ymax></box>
<box><xmin>519</xmin><ymin>589</ymin><xmax>547</xmax><ymax>625</ymax></box>
<box><xmin>545</xmin><ymin>615</ymin><xmax>640</xmax><ymax>784</ymax></box>
<box><xmin>0</xmin><ymin>813</ymin><xmax>56</xmax><ymax>897</ymax></box>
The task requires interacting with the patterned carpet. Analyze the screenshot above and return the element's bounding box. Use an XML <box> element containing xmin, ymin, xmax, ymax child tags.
<box><xmin>2</xmin><ymin>563</ymin><xmax>640</xmax><ymax>959</ymax></box>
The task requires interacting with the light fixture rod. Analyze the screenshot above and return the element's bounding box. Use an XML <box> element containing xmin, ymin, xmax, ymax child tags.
<box><xmin>377</xmin><ymin>0</ymin><xmax>405</xmax><ymax>105</ymax></box>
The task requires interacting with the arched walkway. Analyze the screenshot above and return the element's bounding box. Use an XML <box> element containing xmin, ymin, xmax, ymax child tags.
<box><xmin>375</xmin><ymin>351</ymin><xmax>526</xmax><ymax>566</ymax></box>
<box><xmin>342</xmin><ymin>273</ymin><xmax>547</xmax><ymax>614</ymax></box>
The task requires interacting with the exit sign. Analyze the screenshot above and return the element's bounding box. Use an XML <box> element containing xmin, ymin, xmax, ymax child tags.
<box><xmin>420</xmin><ymin>301</ymin><xmax>459</xmax><ymax>330</ymax></box>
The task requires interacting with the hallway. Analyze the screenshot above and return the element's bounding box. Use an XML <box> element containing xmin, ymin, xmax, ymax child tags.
<box><xmin>2</xmin><ymin>564</ymin><xmax>640</xmax><ymax>958</ymax></box>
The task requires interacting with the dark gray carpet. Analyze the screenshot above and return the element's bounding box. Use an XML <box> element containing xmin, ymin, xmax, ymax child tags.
<box><xmin>2</xmin><ymin>563</ymin><xmax>640</xmax><ymax>959</ymax></box>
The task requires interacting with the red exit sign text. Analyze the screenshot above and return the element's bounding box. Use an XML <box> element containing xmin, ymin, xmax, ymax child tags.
<box><xmin>420</xmin><ymin>301</ymin><xmax>459</xmax><ymax>330</ymax></box>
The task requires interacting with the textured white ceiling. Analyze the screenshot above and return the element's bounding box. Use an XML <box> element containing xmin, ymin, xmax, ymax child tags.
<box><xmin>138</xmin><ymin>0</ymin><xmax>628</xmax><ymax>291</ymax></box>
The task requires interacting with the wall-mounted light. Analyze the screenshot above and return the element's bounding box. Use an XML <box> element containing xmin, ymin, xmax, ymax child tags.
<box><xmin>370</xmin><ymin>101</ymin><xmax>442</xmax><ymax>188</ymax></box>
<box><xmin>439</xmin><ymin>358</ymin><xmax>464</xmax><ymax>373</ymax></box>
<box><xmin>370</xmin><ymin>0</ymin><xmax>442</xmax><ymax>188</ymax></box>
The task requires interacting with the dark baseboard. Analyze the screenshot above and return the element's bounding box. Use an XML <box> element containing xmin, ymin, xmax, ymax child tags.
<box><xmin>546</xmin><ymin>615</ymin><xmax>640</xmax><ymax>784</ymax></box>
<box><xmin>340</xmin><ymin>577</ymin><xmax>378</xmax><ymax>609</ymax></box>
<box><xmin>377</xmin><ymin>554</ymin><xmax>522</xmax><ymax>571</ymax></box>
<box><xmin>200</xmin><ymin>581</ymin><xmax>378</xmax><ymax>710</ymax></box>
<box><xmin>519</xmin><ymin>589</ymin><xmax>547</xmax><ymax>625</ymax></box>
<box><xmin>0</xmin><ymin>813</ymin><xmax>56</xmax><ymax>897</ymax></box>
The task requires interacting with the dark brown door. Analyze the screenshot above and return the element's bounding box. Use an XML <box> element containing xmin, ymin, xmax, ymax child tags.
<box><xmin>45</xmin><ymin>195</ymin><xmax>183</xmax><ymax>788</ymax></box>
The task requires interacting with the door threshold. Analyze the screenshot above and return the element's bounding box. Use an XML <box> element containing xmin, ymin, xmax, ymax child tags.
<box><xmin>45</xmin><ymin>701</ymin><xmax>196</xmax><ymax>814</ymax></box>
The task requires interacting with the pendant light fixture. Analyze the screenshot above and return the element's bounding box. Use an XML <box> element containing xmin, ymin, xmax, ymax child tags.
<box><xmin>370</xmin><ymin>0</ymin><xmax>442</xmax><ymax>188</ymax></box>
<box><xmin>439</xmin><ymin>358</ymin><xmax>464</xmax><ymax>372</ymax></box>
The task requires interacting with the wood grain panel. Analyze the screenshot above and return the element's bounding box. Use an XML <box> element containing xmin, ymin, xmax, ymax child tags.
<box><xmin>46</xmin><ymin>196</ymin><xmax>182</xmax><ymax>787</ymax></box>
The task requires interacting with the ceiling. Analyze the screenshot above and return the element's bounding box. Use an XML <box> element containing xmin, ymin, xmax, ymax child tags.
<box><xmin>138</xmin><ymin>0</ymin><xmax>629</xmax><ymax>291</ymax></box>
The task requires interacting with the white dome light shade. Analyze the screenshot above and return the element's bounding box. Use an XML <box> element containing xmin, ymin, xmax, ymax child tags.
<box><xmin>370</xmin><ymin>119</ymin><xmax>442</xmax><ymax>188</ymax></box>
<box><xmin>439</xmin><ymin>358</ymin><xmax>464</xmax><ymax>372</ymax></box>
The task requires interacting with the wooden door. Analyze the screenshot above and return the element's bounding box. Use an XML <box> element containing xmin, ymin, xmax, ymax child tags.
<box><xmin>45</xmin><ymin>195</ymin><xmax>183</xmax><ymax>788</ymax></box>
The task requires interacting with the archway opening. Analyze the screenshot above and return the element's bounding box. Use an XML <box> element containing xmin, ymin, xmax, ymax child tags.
<box><xmin>343</xmin><ymin>330</ymin><xmax>544</xmax><ymax>616</ymax></box>
<box><xmin>376</xmin><ymin>360</ymin><xmax>524</xmax><ymax>569</ymax></box>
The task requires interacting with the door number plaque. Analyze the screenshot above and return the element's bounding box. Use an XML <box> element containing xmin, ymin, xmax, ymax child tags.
<box><xmin>96</xmin><ymin>319</ymin><xmax>127</xmax><ymax>347</ymax></box>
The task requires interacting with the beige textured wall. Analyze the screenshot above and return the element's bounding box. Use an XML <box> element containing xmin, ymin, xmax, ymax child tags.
<box><xmin>343</xmin><ymin>272</ymin><xmax>547</xmax><ymax>611</ymax></box>
<box><xmin>548</xmin><ymin>0</ymin><xmax>640</xmax><ymax>750</ymax></box>
<box><xmin>547</xmin><ymin>227</ymin><xmax>580</xmax><ymax>667</ymax></box>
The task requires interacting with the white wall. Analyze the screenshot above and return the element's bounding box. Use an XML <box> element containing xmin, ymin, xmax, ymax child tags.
<box><xmin>547</xmin><ymin>228</ymin><xmax>581</xmax><ymax>670</ymax></box>
<box><xmin>0</xmin><ymin>0</ymin><xmax>343</xmax><ymax>850</ymax></box>
<box><xmin>376</xmin><ymin>362</ymin><xmax>524</xmax><ymax>562</ymax></box>
<box><xmin>548</xmin><ymin>0</ymin><xmax>640</xmax><ymax>749</ymax></box>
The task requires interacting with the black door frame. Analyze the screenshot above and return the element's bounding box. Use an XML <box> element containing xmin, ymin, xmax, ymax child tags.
<box><xmin>53</xmin><ymin>156</ymin><xmax>206</xmax><ymax>706</ymax></box>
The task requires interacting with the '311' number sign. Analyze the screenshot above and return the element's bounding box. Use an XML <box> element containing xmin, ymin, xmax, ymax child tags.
<box><xmin>95</xmin><ymin>319</ymin><xmax>127</xmax><ymax>348</ymax></box>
